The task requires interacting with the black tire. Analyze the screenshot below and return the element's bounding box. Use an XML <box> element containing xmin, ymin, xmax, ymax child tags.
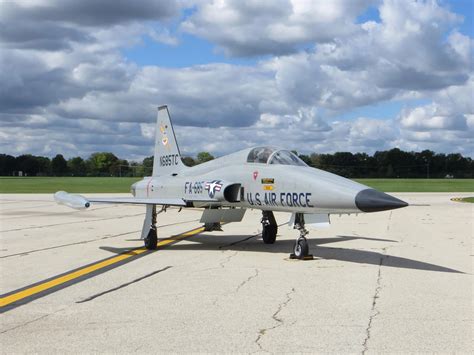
<box><xmin>293</xmin><ymin>237</ymin><xmax>309</xmax><ymax>259</ymax></box>
<box><xmin>144</xmin><ymin>229</ymin><xmax>158</xmax><ymax>250</ymax></box>
<box><xmin>262</xmin><ymin>224</ymin><xmax>277</xmax><ymax>244</ymax></box>
<box><xmin>204</xmin><ymin>222</ymin><xmax>222</xmax><ymax>231</ymax></box>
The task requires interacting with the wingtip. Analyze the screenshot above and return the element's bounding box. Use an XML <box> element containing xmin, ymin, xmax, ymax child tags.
<box><xmin>158</xmin><ymin>105</ymin><xmax>168</xmax><ymax>110</ymax></box>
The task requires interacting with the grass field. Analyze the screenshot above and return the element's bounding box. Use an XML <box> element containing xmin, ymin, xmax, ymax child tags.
<box><xmin>0</xmin><ymin>177</ymin><xmax>473</xmax><ymax>193</ymax></box>
<box><xmin>0</xmin><ymin>177</ymin><xmax>141</xmax><ymax>193</ymax></box>
<box><xmin>355</xmin><ymin>178</ymin><xmax>474</xmax><ymax>192</ymax></box>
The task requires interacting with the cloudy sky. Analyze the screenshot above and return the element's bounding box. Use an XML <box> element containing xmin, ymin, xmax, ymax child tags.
<box><xmin>0</xmin><ymin>0</ymin><xmax>473</xmax><ymax>160</ymax></box>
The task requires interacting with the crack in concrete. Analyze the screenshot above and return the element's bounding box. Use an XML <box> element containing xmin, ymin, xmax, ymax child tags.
<box><xmin>0</xmin><ymin>307</ymin><xmax>66</xmax><ymax>334</ymax></box>
<box><xmin>235</xmin><ymin>268</ymin><xmax>259</xmax><ymax>293</ymax></box>
<box><xmin>386</xmin><ymin>211</ymin><xmax>393</xmax><ymax>231</ymax></box>
<box><xmin>76</xmin><ymin>266</ymin><xmax>172</xmax><ymax>303</ymax></box>
<box><xmin>211</xmin><ymin>267</ymin><xmax>259</xmax><ymax>307</ymax></box>
<box><xmin>218</xmin><ymin>250</ymin><xmax>238</xmax><ymax>268</ymax></box>
<box><xmin>255</xmin><ymin>287</ymin><xmax>296</xmax><ymax>353</ymax></box>
<box><xmin>134</xmin><ymin>344</ymin><xmax>145</xmax><ymax>352</ymax></box>
<box><xmin>361</xmin><ymin>252</ymin><xmax>385</xmax><ymax>355</ymax></box>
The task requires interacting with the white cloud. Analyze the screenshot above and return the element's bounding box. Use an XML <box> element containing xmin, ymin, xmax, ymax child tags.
<box><xmin>148</xmin><ymin>28</ymin><xmax>179</xmax><ymax>46</ymax></box>
<box><xmin>399</xmin><ymin>104</ymin><xmax>468</xmax><ymax>130</ymax></box>
<box><xmin>182</xmin><ymin>0</ymin><xmax>373</xmax><ymax>56</ymax></box>
<box><xmin>0</xmin><ymin>0</ymin><xmax>473</xmax><ymax>160</ymax></box>
<box><xmin>399</xmin><ymin>74</ymin><xmax>473</xmax><ymax>133</ymax></box>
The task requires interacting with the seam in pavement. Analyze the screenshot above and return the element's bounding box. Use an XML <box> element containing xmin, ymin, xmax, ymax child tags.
<box><xmin>2</xmin><ymin>204</ymin><xmax>118</xmax><ymax>219</ymax></box>
<box><xmin>255</xmin><ymin>287</ymin><xmax>296</xmax><ymax>353</ymax></box>
<box><xmin>76</xmin><ymin>266</ymin><xmax>172</xmax><ymax>303</ymax></box>
<box><xmin>1</xmin><ymin>213</ymin><xmax>145</xmax><ymax>233</ymax></box>
<box><xmin>0</xmin><ymin>230</ymin><xmax>140</xmax><ymax>259</ymax></box>
<box><xmin>1</xmin><ymin>219</ymin><xmax>200</xmax><ymax>259</ymax></box>
<box><xmin>2</xmin><ymin>203</ymin><xmax>58</xmax><ymax>212</ymax></box>
<box><xmin>362</xmin><ymin>252</ymin><xmax>386</xmax><ymax>354</ymax></box>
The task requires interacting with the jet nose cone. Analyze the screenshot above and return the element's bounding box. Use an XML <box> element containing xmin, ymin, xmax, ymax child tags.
<box><xmin>355</xmin><ymin>189</ymin><xmax>408</xmax><ymax>212</ymax></box>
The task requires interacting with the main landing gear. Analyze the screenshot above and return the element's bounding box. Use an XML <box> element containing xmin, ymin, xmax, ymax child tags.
<box><xmin>291</xmin><ymin>213</ymin><xmax>311</xmax><ymax>260</ymax></box>
<box><xmin>204</xmin><ymin>222</ymin><xmax>223</xmax><ymax>232</ymax></box>
<box><xmin>144</xmin><ymin>205</ymin><xmax>158</xmax><ymax>250</ymax></box>
<box><xmin>261</xmin><ymin>211</ymin><xmax>278</xmax><ymax>244</ymax></box>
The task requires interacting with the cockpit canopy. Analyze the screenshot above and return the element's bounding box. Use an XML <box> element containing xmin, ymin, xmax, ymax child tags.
<box><xmin>246</xmin><ymin>147</ymin><xmax>307</xmax><ymax>166</ymax></box>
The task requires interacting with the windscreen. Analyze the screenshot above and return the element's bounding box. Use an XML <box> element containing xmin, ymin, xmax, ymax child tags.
<box><xmin>247</xmin><ymin>147</ymin><xmax>276</xmax><ymax>163</ymax></box>
<box><xmin>269</xmin><ymin>150</ymin><xmax>307</xmax><ymax>166</ymax></box>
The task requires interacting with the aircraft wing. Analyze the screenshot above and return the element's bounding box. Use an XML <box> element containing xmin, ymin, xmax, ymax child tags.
<box><xmin>89</xmin><ymin>197</ymin><xmax>221</xmax><ymax>206</ymax></box>
<box><xmin>88</xmin><ymin>197</ymin><xmax>187</xmax><ymax>206</ymax></box>
<box><xmin>54</xmin><ymin>191</ymin><xmax>218</xmax><ymax>209</ymax></box>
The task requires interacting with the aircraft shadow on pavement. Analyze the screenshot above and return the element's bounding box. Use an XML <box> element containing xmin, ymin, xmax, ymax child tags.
<box><xmin>100</xmin><ymin>233</ymin><xmax>463</xmax><ymax>274</ymax></box>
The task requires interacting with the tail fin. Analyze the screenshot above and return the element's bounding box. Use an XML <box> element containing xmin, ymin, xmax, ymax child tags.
<box><xmin>152</xmin><ymin>105</ymin><xmax>186</xmax><ymax>176</ymax></box>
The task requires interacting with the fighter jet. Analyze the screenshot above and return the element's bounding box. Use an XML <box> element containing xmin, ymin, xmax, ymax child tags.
<box><xmin>55</xmin><ymin>106</ymin><xmax>408</xmax><ymax>259</ymax></box>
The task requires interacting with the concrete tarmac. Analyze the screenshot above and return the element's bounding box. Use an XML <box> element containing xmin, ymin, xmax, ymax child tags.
<box><xmin>0</xmin><ymin>193</ymin><xmax>472</xmax><ymax>353</ymax></box>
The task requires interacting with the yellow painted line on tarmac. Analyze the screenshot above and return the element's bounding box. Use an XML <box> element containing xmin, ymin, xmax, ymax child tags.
<box><xmin>0</xmin><ymin>226</ymin><xmax>205</xmax><ymax>310</ymax></box>
<box><xmin>450</xmin><ymin>197</ymin><xmax>474</xmax><ymax>203</ymax></box>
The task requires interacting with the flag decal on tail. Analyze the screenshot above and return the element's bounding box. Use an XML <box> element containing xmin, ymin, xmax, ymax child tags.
<box><xmin>152</xmin><ymin>106</ymin><xmax>187</xmax><ymax>176</ymax></box>
<box><xmin>160</xmin><ymin>123</ymin><xmax>170</xmax><ymax>148</ymax></box>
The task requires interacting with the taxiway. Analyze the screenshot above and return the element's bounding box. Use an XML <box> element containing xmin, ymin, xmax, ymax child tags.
<box><xmin>0</xmin><ymin>193</ymin><xmax>472</xmax><ymax>353</ymax></box>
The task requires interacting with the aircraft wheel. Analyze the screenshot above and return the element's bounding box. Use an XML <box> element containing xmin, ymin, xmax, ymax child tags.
<box><xmin>204</xmin><ymin>222</ymin><xmax>223</xmax><ymax>231</ymax></box>
<box><xmin>262</xmin><ymin>224</ymin><xmax>277</xmax><ymax>244</ymax></box>
<box><xmin>293</xmin><ymin>237</ymin><xmax>309</xmax><ymax>259</ymax></box>
<box><xmin>144</xmin><ymin>229</ymin><xmax>158</xmax><ymax>250</ymax></box>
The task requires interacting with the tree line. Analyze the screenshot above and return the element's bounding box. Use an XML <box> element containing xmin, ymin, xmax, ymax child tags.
<box><xmin>0</xmin><ymin>151</ymin><xmax>215</xmax><ymax>177</ymax></box>
<box><xmin>0</xmin><ymin>149</ymin><xmax>472</xmax><ymax>178</ymax></box>
<box><xmin>296</xmin><ymin>149</ymin><xmax>473</xmax><ymax>178</ymax></box>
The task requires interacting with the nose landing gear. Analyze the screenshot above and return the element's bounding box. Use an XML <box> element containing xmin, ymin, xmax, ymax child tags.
<box><xmin>290</xmin><ymin>213</ymin><xmax>313</xmax><ymax>260</ymax></box>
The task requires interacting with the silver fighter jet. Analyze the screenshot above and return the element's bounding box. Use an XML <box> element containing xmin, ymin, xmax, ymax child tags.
<box><xmin>55</xmin><ymin>106</ymin><xmax>408</xmax><ymax>259</ymax></box>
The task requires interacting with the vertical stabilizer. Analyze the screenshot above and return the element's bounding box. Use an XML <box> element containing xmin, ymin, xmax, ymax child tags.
<box><xmin>152</xmin><ymin>106</ymin><xmax>186</xmax><ymax>176</ymax></box>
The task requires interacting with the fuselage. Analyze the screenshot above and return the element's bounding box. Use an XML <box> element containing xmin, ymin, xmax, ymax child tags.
<box><xmin>132</xmin><ymin>146</ymin><xmax>407</xmax><ymax>214</ymax></box>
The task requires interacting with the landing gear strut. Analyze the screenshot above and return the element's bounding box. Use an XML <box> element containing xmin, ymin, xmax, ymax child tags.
<box><xmin>204</xmin><ymin>222</ymin><xmax>223</xmax><ymax>231</ymax></box>
<box><xmin>261</xmin><ymin>210</ymin><xmax>278</xmax><ymax>244</ymax></box>
<box><xmin>144</xmin><ymin>205</ymin><xmax>158</xmax><ymax>250</ymax></box>
<box><xmin>291</xmin><ymin>213</ymin><xmax>310</xmax><ymax>259</ymax></box>
<box><xmin>203</xmin><ymin>206</ymin><xmax>223</xmax><ymax>231</ymax></box>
